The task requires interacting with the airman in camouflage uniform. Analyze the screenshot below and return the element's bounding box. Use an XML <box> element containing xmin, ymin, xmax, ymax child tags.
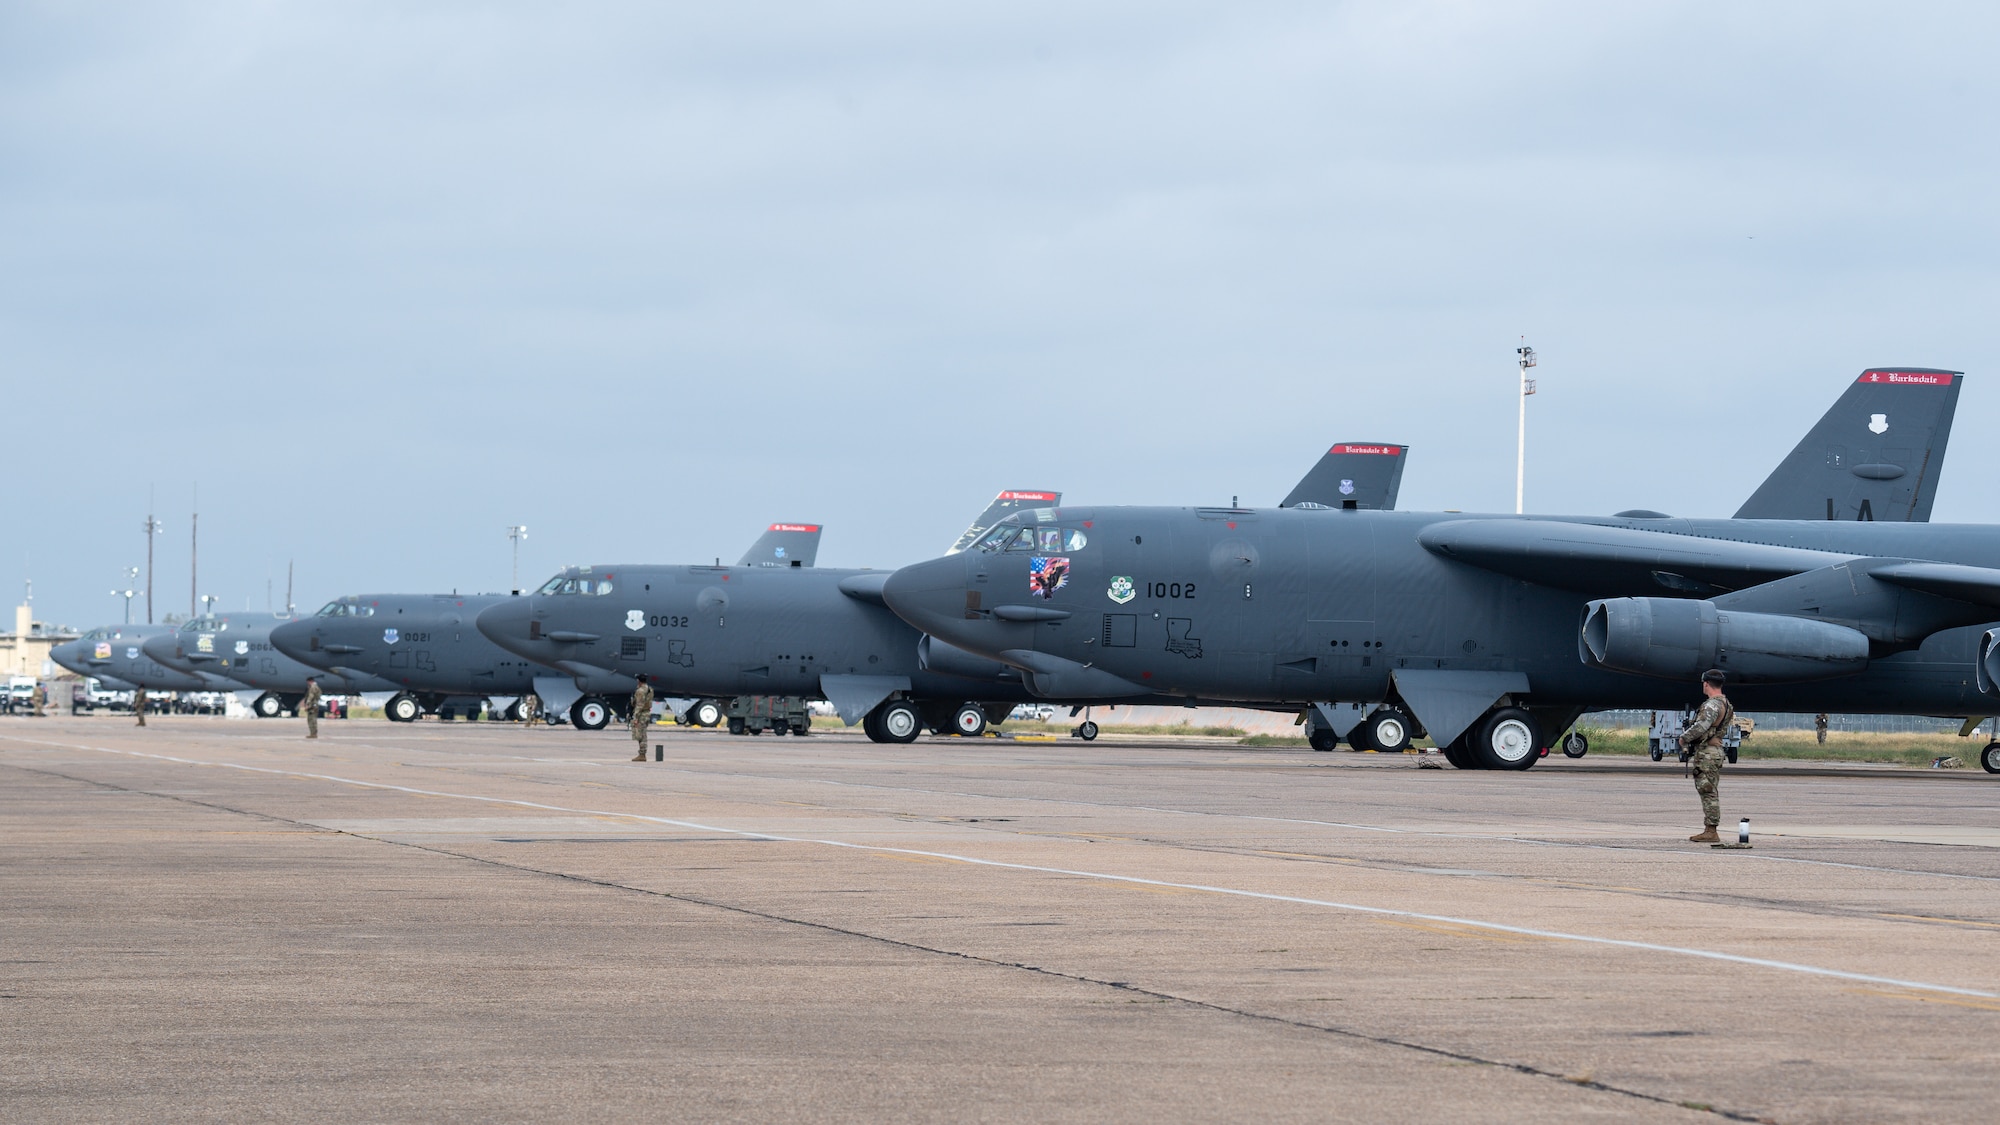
<box><xmin>629</xmin><ymin>676</ymin><xmax>655</xmax><ymax>761</ymax></box>
<box><xmin>31</xmin><ymin>683</ymin><xmax>45</xmax><ymax>717</ymax></box>
<box><xmin>521</xmin><ymin>691</ymin><xmax>541</xmax><ymax>728</ymax></box>
<box><xmin>302</xmin><ymin>677</ymin><xmax>323</xmax><ymax>740</ymax></box>
<box><xmin>133</xmin><ymin>686</ymin><xmax>149</xmax><ymax>726</ymax></box>
<box><xmin>1677</xmin><ymin>669</ymin><xmax>1734</xmax><ymax>843</ymax></box>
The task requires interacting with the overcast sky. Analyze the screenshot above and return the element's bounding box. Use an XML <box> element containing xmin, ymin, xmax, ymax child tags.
<box><xmin>7</xmin><ymin>1</ymin><xmax>1999</xmax><ymax>629</ymax></box>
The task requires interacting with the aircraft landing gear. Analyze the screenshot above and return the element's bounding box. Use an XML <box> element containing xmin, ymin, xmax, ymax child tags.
<box><xmin>1356</xmin><ymin>708</ymin><xmax>1414</xmax><ymax>754</ymax></box>
<box><xmin>949</xmin><ymin>703</ymin><xmax>987</xmax><ymax>738</ymax></box>
<box><xmin>570</xmin><ymin>696</ymin><xmax>611</xmax><ymax>731</ymax></box>
<box><xmin>252</xmin><ymin>692</ymin><xmax>284</xmax><ymax>719</ymax></box>
<box><xmin>1308</xmin><ymin>726</ymin><xmax>1340</xmax><ymax>752</ymax></box>
<box><xmin>385</xmin><ymin>693</ymin><xmax>421</xmax><ymax>723</ymax></box>
<box><xmin>868</xmin><ymin>699</ymin><xmax>922</xmax><ymax>744</ymax></box>
<box><xmin>688</xmin><ymin>699</ymin><xmax>723</xmax><ymax>728</ymax></box>
<box><xmin>1471</xmin><ymin>708</ymin><xmax>1541</xmax><ymax>770</ymax></box>
<box><xmin>1075</xmin><ymin>720</ymin><xmax>1099</xmax><ymax>741</ymax></box>
<box><xmin>1562</xmin><ymin>730</ymin><xmax>1589</xmax><ymax>758</ymax></box>
<box><xmin>1983</xmin><ymin>741</ymin><xmax>2000</xmax><ymax>774</ymax></box>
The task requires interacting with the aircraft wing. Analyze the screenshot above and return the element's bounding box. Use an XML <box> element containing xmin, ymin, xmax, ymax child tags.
<box><xmin>1734</xmin><ymin>369</ymin><xmax>1962</xmax><ymax>522</ymax></box>
<box><xmin>946</xmin><ymin>490</ymin><xmax>1061</xmax><ymax>554</ymax></box>
<box><xmin>1416</xmin><ymin>519</ymin><xmax>1853</xmax><ymax>597</ymax></box>
<box><xmin>1281</xmin><ymin>443</ymin><xmax>1407</xmax><ymax>510</ymax></box>
<box><xmin>737</xmin><ymin>522</ymin><xmax>822</xmax><ymax>568</ymax></box>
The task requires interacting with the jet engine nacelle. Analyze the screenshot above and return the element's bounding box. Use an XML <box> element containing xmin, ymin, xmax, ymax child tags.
<box><xmin>916</xmin><ymin>635</ymin><xmax>1022</xmax><ymax>683</ymax></box>
<box><xmin>1977</xmin><ymin>630</ymin><xmax>2000</xmax><ymax>698</ymax></box>
<box><xmin>1580</xmin><ymin>598</ymin><xmax>1870</xmax><ymax>683</ymax></box>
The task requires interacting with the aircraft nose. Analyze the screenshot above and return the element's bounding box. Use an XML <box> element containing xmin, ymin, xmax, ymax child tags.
<box><xmin>140</xmin><ymin>634</ymin><xmax>180</xmax><ymax>663</ymax></box>
<box><xmin>882</xmin><ymin>554</ymin><xmax>978</xmax><ymax>640</ymax></box>
<box><xmin>49</xmin><ymin>641</ymin><xmax>85</xmax><ymax>674</ymax></box>
<box><xmin>267</xmin><ymin>620</ymin><xmax>310</xmax><ymax>661</ymax></box>
<box><xmin>474</xmin><ymin>598</ymin><xmax>539</xmax><ymax>656</ymax></box>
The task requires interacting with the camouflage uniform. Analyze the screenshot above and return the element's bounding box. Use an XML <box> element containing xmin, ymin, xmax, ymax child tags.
<box><xmin>522</xmin><ymin>692</ymin><xmax>541</xmax><ymax>728</ymax></box>
<box><xmin>134</xmin><ymin>686</ymin><xmax>149</xmax><ymax>726</ymax></box>
<box><xmin>31</xmin><ymin>684</ymin><xmax>45</xmax><ymax>717</ymax></box>
<box><xmin>629</xmin><ymin>681</ymin><xmax>655</xmax><ymax>761</ymax></box>
<box><xmin>302</xmin><ymin>680</ymin><xmax>323</xmax><ymax>740</ymax></box>
<box><xmin>1678</xmin><ymin>693</ymin><xmax>1735</xmax><ymax>831</ymax></box>
<box><xmin>1814</xmin><ymin>713</ymin><xmax>1828</xmax><ymax>745</ymax></box>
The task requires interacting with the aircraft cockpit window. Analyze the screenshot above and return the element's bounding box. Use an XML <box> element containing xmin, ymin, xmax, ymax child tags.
<box><xmin>316</xmin><ymin>602</ymin><xmax>343</xmax><ymax>617</ymax></box>
<box><xmin>973</xmin><ymin>524</ymin><xmax>1017</xmax><ymax>553</ymax></box>
<box><xmin>1037</xmin><ymin>528</ymin><xmax>1063</xmax><ymax>551</ymax></box>
<box><xmin>536</xmin><ymin>575</ymin><xmax>570</xmax><ymax>595</ymax></box>
<box><xmin>1005</xmin><ymin>528</ymin><xmax>1037</xmax><ymax>552</ymax></box>
<box><xmin>84</xmin><ymin>629</ymin><xmax>106</xmax><ymax>641</ymax></box>
<box><xmin>1064</xmin><ymin>529</ymin><xmax>1087</xmax><ymax>550</ymax></box>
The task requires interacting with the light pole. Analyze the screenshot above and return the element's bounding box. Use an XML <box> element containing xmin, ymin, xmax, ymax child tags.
<box><xmin>507</xmin><ymin>526</ymin><xmax>529</xmax><ymax>593</ymax></box>
<box><xmin>199</xmin><ymin>593</ymin><xmax>218</xmax><ymax>618</ymax></box>
<box><xmin>142</xmin><ymin>513</ymin><xmax>164</xmax><ymax>623</ymax></box>
<box><xmin>1515</xmin><ymin>343</ymin><xmax>1538</xmax><ymax>514</ymax></box>
<box><xmin>112</xmin><ymin>567</ymin><xmax>140</xmax><ymax>624</ymax></box>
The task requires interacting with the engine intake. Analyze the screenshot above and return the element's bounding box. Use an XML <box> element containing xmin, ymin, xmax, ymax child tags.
<box><xmin>1580</xmin><ymin>598</ymin><xmax>1869</xmax><ymax>683</ymax></box>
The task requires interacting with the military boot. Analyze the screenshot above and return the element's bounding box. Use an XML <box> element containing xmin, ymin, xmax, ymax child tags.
<box><xmin>1688</xmin><ymin>826</ymin><xmax>1720</xmax><ymax>843</ymax></box>
<box><xmin>631</xmin><ymin>750</ymin><xmax>647</xmax><ymax>762</ymax></box>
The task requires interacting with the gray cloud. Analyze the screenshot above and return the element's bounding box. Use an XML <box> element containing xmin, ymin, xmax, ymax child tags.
<box><xmin>6</xmin><ymin>1</ymin><xmax>1998</xmax><ymax>627</ymax></box>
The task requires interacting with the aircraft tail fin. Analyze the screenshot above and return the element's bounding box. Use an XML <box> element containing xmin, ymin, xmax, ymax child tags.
<box><xmin>1733</xmin><ymin>368</ymin><xmax>1962</xmax><ymax>522</ymax></box>
<box><xmin>946</xmin><ymin>490</ymin><xmax>1061</xmax><ymax>554</ymax></box>
<box><xmin>1280</xmin><ymin>443</ymin><xmax>1408</xmax><ymax>510</ymax></box>
<box><xmin>737</xmin><ymin>523</ymin><xmax>822</xmax><ymax>568</ymax></box>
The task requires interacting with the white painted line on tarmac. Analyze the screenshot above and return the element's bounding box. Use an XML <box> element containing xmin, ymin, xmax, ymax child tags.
<box><xmin>13</xmin><ymin>735</ymin><xmax>1999</xmax><ymax>1002</ymax></box>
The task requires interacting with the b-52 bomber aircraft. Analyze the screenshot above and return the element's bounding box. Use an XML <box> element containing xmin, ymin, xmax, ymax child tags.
<box><xmin>882</xmin><ymin>369</ymin><xmax>2000</xmax><ymax>772</ymax></box>
<box><xmin>49</xmin><ymin>625</ymin><xmax>237</xmax><ymax>694</ymax></box>
<box><xmin>272</xmin><ymin>520</ymin><xmax>832</xmax><ymax>726</ymax></box>
<box><xmin>141</xmin><ymin>611</ymin><xmax>402</xmax><ymax>716</ymax></box>
<box><xmin>475</xmin><ymin>450</ymin><xmax>1420</xmax><ymax>743</ymax></box>
<box><xmin>474</xmin><ymin>491</ymin><xmax>1076</xmax><ymax>740</ymax></box>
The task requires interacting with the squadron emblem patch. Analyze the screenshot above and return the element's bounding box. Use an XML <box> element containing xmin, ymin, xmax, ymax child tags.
<box><xmin>383</xmin><ymin>628</ymin><xmax>399</xmax><ymax>645</ymax></box>
<box><xmin>1107</xmin><ymin>576</ymin><xmax>1135</xmax><ymax>605</ymax></box>
<box><xmin>1339</xmin><ymin>479</ymin><xmax>1355</xmax><ymax>496</ymax></box>
<box><xmin>625</xmin><ymin>610</ymin><xmax>645</xmax><ymax>631</ymax></box>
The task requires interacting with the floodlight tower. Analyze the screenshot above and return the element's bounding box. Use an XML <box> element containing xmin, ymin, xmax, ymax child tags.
<box><xmin>1515</xmin><ymin>342</ymin><xmax>1538</xmax><ymax>514</ymax></box>
<box><xmin>508</xmin><ymin>525</ymin><xmax>529</xmax><ymax>594</ymax></box>
<box><xmin>112</xmin><ymin>567</ymin><xmax>140</xmax><ymax>624</ymax></box>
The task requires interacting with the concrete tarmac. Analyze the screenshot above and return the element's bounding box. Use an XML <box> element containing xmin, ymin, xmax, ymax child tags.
<box><xmin>4</xmin><ymin>717</ymin><xmax>1998</xmax><ymax>1123</ymax></box>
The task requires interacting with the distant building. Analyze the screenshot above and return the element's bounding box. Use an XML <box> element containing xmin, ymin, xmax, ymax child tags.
<box><xmin>0</xmin><ymin>604</ymin><xmax>79</xmax><ymax>679</ymax></box>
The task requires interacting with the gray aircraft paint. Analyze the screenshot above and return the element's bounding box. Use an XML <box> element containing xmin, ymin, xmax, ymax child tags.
<box><xmin>1734</xmin><ymin>368</ymin><xmax>1961</xmax><ymax>522</ymax></box>
<box><xmin>738</xmin><ymin>522</ymin><xmax>823</xmax><ymax>568</ymax></box>
<box><xmin>882</xmin><ymin>504</ymin><xmax>2000</xmax><ymax>753</ymax></box>
<box><xmin>266</xmin><ymin>594</ymin><xmax>630</xmax><ymax>702</ymax></box>
<box><xmin>1281</xmin><ymin>443</ymin><xmax>1407</xmax><ymax>511</ymax></box>
<box><xmin>49</xmin><ymin>625</ymin><xmax>236</xmax><ymax>693</ymax></box>
<box><xmin>474</xmin><ymin>563</ymin><xmax>1077</xmax><ymax>725</ymax></box>
<box><xmin>141</xmin><ymin>611</ymin><xmax>403</xmax><ymax>698</ymax></box>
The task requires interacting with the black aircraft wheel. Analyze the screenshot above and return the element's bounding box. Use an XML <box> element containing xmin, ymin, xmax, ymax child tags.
<box><xmin>875</xmin><ymin>700</ymin><xmax>922</xmax><ymax>744</ymax></box>
<box><xmin>1076</xmin><ymin>720</ymin><xmax>1099</xmax><ymax>741</ymax></box>
<box><xmin>691</xmin><ymin>699</ymin><xmax>723</xmax><ymax>727</ymax></box>
<box><xmin>1441</xmin><ymin>735</ymin><xmax>1478</xmax><ymax>769</ymax></box>
<box><xmin>950</xmin><ymin>703</ymin><xmax>988</xmax><ymax>738</ymax></box>
<box><xmin>503</xmin><ymin>700</ymin><xmax>522</xmax><ymax>722</ymax></box>
<box><xmin>1361</xmin><ymin>708</ymin><xmax>1414</xmax><ymax>753</ymax></box>
<box><xmin>1562</xmin><ymin>731</ymin><xmax>1589</xmax><ymax>759</ymax></box>
<box><xmin>727</xmin><ymin>717</ymin><xmax>746</xmax><ymax>736</ymax></box>
<box><xmin>1308</xmin><ymin>727</ymin><xmax>1340</xmax><ymax>752</ymax></box>
<box><xmin>570</xmin><ymin>696</ymin><xmax>611</xmax><ymax>731</ymax></box>
<box><xmin>1474</xmin><ymin>708</ymin><xmax>1541</xmax><ymax>771</ymax></box>
<box><xmin>253</xmin><ymin>692</ymin><xmax>283</xmax><ymax>719</ymax></box>
<box><xmin>1983</xmin><ymin>741</ymin><xmax>2000</xmax><ymax>774</ymax></box>
<box><xmin>861</xmin><ymin>708</ymin><xmax>885</xmax><ymax>742</ymax></box>
<box><xmin>385</xmin><ymin>693</ymin><xmax>421</xmax><ymax>723</ymax></box>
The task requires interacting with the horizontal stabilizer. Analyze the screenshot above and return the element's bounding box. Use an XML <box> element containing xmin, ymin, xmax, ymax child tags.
<box><xmin>1281</xmin><ymin>443</ymin><xmax>1407</xmax><ymax>510</ymax></box>
<box><xmin>737</xmin><ymin>522</ymin><xmax>822</xmax><ymax>568</ymax></box>
<box><xmin>947</xmin><ymin>490</ymin><xmax>1061</xmax><ymax>554</ymax></box>
<box><xmin>1735</xmin><ymin>368</ymin><xmax>1962</xmax><ymax>522</ymax></box>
